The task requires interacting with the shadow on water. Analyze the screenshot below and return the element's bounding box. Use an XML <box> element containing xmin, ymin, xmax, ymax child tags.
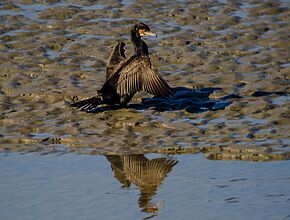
<box><xmin>82</xmin><ymin>87</ymin><xmax>290</xmax><ymax>113</ymax></box>
<box><xmin>105</xmin><ymin>154</ymin><xmax>178</xmax><ymax>213</ymax></box>
<box><xmin>86</xmin><ymin>87</ymin><xmax>233</xmax><ymax>113</ymax></box>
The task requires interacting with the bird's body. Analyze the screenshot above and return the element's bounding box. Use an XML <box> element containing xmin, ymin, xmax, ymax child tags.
<box><xmin>72</xmin><ymin>23</ymin><xmax>173</xmax><ymax>111</ymax></box>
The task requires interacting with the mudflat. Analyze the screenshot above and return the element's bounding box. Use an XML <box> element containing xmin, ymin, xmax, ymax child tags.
<box><xmin>0</xmin><ymin>1</ymin><xmax>289</xmax><ymax>160</ymax></box>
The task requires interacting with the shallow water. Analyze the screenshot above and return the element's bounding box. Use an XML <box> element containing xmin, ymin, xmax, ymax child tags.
<box><xmin>0</xmin><ymin>0</ymin><xmax>290</xmax><ymax>219</ymax></box>
<box><xmin>1</xmin><ymin>152</ymin><xmax>290</xmax><ymax>220</ymax></box>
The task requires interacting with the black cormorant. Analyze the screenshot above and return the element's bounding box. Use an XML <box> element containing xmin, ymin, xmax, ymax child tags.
<box><xmin>71</xmin><ymin>23</ymin><xmax>173</xmax><ymax>111</ymax></box>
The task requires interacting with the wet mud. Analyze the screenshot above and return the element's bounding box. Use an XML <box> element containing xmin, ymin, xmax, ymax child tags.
<box><xmin>0</xmin><ymin>0</ymin><xmax>289</xmax><ymax>161</ymax></box>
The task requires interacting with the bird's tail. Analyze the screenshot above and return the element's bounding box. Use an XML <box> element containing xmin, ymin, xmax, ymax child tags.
<box><xmin>71</xmin><ymin>95</ymin><xmax>102</xmax><ymax>112</ymax></box>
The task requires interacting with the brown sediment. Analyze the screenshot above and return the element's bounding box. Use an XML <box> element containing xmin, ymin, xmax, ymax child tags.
<box><xmin>0</xmin><ymin>1</ymin><xmax>289</xmax><ymax>160</ymax></box>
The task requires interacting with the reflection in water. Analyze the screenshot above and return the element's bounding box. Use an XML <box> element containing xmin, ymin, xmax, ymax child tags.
<box><xmin>106</xmin><ymin>155</ymin><xmax>178</xmax><ymax>213</ymax></box>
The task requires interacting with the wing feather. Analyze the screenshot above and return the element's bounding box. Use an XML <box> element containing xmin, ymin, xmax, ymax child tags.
<box><xmin>115</xmin><ymin>58</ymin><xmax>143</xmax><ymax>96</ymax></box>
<box><xmin>105</xmin><ymin>56</ymin><xmax>173</xmax><ymax>98</ymax></box>
<box><xmin>106</xmin><ymin>41</ymin><xmax>126</xmax><ymax>79</ymax></box>
<box><xmin>141</xmin><ymin>63</ymin><xmax>173</xmax><ymax>98</ymax></box>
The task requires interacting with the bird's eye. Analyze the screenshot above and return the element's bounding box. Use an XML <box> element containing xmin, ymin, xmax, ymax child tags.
<box><xmin>138</xmin><ymin>29</ymin><xmax>145</xmax><ymax>36</ymax></box>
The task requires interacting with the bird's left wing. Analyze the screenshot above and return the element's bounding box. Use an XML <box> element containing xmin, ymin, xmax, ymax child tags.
<box><xmin>106</xmin><ymin>41</ymin><xmax>126</xmax><ymax>79</ymax></box>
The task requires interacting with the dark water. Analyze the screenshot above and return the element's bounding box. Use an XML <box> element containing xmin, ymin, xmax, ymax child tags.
<box><xmin>1</xmin><ymin>152</ymin><xmax>290</xmax><ymax>220</ymax></box>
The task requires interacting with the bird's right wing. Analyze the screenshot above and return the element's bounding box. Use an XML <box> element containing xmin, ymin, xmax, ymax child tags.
<box><xmin>111</xmin><ymin>57</ymin><xmax>173</xmax><ymax>98</ymax></box>
<box><xmin>106</xmin><ymin>41</ymin><xmax>126</xmax><ymax>79</ymax></box>
<box><xmin>140</xmin><ymin>63</ymin><xmax>174</xmax><ymax>98</ymax></box>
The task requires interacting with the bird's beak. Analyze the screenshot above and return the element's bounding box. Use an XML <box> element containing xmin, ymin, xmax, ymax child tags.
<box><xmin>143</xmin><ymin>30</ymin><xmax>157</xmax><ymax>37</ymax></box>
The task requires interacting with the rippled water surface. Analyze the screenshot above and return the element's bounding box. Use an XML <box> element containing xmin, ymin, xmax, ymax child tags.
<box><xmin>0</xmin><ymin>0</ymin><xmax>289</xmax><ymax>219</ymax></box>
<box><xmin>1</xmin><ymin>153</ymin><xmax>290</xmax><ymax>220</ymax></box>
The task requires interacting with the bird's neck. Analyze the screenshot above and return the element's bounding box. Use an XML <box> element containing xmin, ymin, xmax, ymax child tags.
<box><xmin>131</xmin><ymin>31</ymin><xmax>149</xmax><ymax>56</ymax></box>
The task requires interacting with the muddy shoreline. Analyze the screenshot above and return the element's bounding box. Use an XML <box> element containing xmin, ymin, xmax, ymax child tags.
<box><xmin>0</xmin><ymin>1</ymin><xmax>289</xmax><ymax>160</ymax></box>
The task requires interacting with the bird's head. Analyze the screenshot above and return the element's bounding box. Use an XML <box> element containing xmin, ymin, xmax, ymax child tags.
<box><xmin>133</xmin><ymin>22</ymin><xmax>157</xmax><ymax>38</ymax></box>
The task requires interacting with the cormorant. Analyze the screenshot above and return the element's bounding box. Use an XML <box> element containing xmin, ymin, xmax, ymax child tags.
<box><xmin>71</xmin><ymin>23</ymin><xmax>173</xmax><ymax>111</ymax></box>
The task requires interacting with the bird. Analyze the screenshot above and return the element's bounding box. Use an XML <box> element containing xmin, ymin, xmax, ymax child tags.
<box><xmin>71</xmin><ymin>22</ymin><xmax>174</xmax><ymax>111</ymax></box>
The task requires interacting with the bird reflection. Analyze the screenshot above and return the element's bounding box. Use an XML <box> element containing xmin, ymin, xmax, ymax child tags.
<box><xmin>105</xmin><ymin>154</ymin><xmax>178</xmax><ymax>213</ymax></box>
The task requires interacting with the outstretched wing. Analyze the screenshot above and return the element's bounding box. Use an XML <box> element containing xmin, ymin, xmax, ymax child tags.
<box><xmin>141</xmin><ymin>62</ymin><xmax>173</xmax><ymax>98</ymax></box>
<box><xmin>107</xmin><ymin>56</ymin><xmax>173</xmax><ymax>98</ymax></box>
<box><xmin>106</xmin><ymin>41</ymin><xmax>126</xmax><ymax>79</ymax></box>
